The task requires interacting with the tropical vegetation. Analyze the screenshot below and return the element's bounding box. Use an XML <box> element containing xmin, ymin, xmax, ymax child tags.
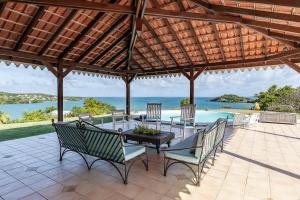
<box><xmin>0</xmin><ymin>91</ymin><xmax>82</xmax><ymax>104</ymax></box>
<box><xmin>210</xmin><ymin>94</ymin><xmax>254</xmax><ymax>103</ymax></box>
<box><xmin>255</xmin><ymin>85</ymin><xmax>300</xmax><ymax>112</ymax></box>
<box><xmin>0</xmin><ymin>111</ymin><xmax>10</xmax><ymax>124</ymax></box>
<box><xmin>180</xmin><ymin>98</ymin><xmax>190</xmax><ymax>105</ymax></box>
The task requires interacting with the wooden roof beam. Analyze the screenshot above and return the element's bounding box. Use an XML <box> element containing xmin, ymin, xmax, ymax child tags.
<box><xmin>90</xmin><ymin>30</ymin><xmax>131</xmax><ymax>65</ymax></box>
<box><xmin>279</xmin><ymin>58</ymin><xmax>300</xmax><ymax>73</ymax></box>
<box><xmin>138</xmin><ymin>36</ymin><xmax>166</xmax><ymax>68</ymax></box>
<box><xmin>143</xmin><ymin>19</ymin><xmax>178</xmax><ymax>66</ymax></box>
<box><xmin>232</xmin><ymin>0</ymin><xmax>300</xmax><ymax>8</ymax></box>
<box><xmin>39</xmin><ymin>9</ymin><xmax>78</xmax><ymax>55</ymax></box>
<box><xmin>14</xmin><ymin>6</ymin><xmax>45</xmax><ymax>50</ymax></box>
<box><xmin>76</xmin><ymin>14</ymin><xmax>128</xmax><ymax>62</ymax></box>
<box><xmin>112</xmin><ymin>57</ymin><xmax>128</xmax><ymax>70</ymax></box>
<box><xmin>238</xmin><ymin>26</ymin><xmax>245</xmax><ymax>60</ymax></box>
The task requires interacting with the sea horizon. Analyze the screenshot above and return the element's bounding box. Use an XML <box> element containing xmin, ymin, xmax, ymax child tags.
<box><xmin>0</xmin><ymin>97</ymin><xmax>254</xmax><ymax>120</ymax></box>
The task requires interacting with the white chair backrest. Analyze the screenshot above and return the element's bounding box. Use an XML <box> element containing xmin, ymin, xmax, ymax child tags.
<box><xmin>146</xmin><ymin>103</ymin><xmax>161</xmax><ymax>120</ymax></box>
<box><xmin>112</xmin><ymin>110</ymin><xmax>125</xmax><ymax>116</ymax></box>
<box><xmin>233</xmin><ymin>113</ymin><xmax>249</xmax><ymax>126</ymax></box>
<box><xmin>249</xmin><ymin>113</ymin><xmax>260</xmax><ymax>124</ymax></box>
<box><xmin>180</xmin><ymin>104</ymin><xmax>196</xmax><ymax>123</ymax></box>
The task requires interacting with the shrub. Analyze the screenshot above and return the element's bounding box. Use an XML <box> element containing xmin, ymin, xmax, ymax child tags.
<box><xmin>0</xmin><ymin>111</ymin><xmax>10</xmax><ymax>124</ymax></box>
<box><xmin>44</xmin><ymin>106</ymin><xmax>56</xmax><ymax>113</ymax></box>
<box><xmin>23</xmin><ymin>110</ymin><xmax>51</xmax><ymax>122</ymax></box>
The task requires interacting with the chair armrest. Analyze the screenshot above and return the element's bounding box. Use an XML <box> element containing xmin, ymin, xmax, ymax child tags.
<box><xmin>170</xmin><ymin>116</ymin><xmax>181</xmax><ymax>119</ymax></box>
<box><xmin>161</xmin><ymin>146</ymin><xmax>203</xmax><ymax>152</ymax></box>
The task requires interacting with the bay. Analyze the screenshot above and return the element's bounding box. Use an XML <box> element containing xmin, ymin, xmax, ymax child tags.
<box><xmin>0</xmin><ymin>97</ymin><xmax>254</xmax><ymax>120</ymax></box>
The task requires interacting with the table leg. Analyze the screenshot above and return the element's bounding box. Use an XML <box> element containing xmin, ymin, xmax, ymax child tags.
<box><xmin>156</xmin><ymin>144</ymin><xmax>160</xmax><ymax>154</ymax></box>
<box><xmin>167</xmin><ymin>141</ymin><xmax>171</xmax><ymax>147</ymax></box>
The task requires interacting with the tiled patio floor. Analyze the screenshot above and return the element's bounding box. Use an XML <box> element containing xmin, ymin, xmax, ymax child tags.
<box><xmin>0</xmin><ymin>122</ymin><xmax>299</xmax><ymax>200</ymax></box>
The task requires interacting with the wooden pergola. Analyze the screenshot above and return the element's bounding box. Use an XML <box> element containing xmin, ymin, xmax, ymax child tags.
<box><xmin>0</xmin><ymin>0</ymin><xmax>300</xmax><ymax>121</ymax></box>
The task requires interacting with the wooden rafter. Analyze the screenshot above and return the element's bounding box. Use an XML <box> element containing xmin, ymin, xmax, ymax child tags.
<box><xmin>112</xmin><ymin>57</ymin><xmax>128</xmax><ymax>70</ymax></box>
<box><xmin>131</xmin><ymin>59</ymin><xmax>145</xmax><ymax>72</ymax></box>
<box><xmin>90</xmin><ymin>30</ymin><xmax>131</xmax><ymax>65</ymax></box>
<box><xmin>99</xmin><ymin>47</ymin><xmax>128</xmax><ymax>69</ymax></box>
<box><xmin>143</xmin><ymin>19</ymin><xmax>178</xmax><ymax>66</ymax></box>
<box><xmin>176</xmin><ymin>0</ymin><xmax>208</xmax><ymax>64</ymax></box>
<box><xmin>238</xmin><ymin>26</ymin><xmax>245</xmax><ymax>60</ymax></box>
<box><xmin>138</xmin><ymin>36</ymin><xmax>166</xmax><ymax>68</ymax></box>
<box><xmin>233</xmin><ymin>0</ymin><xmax>300</xmax><ymax>8</ymax></box>
<box><xmin>134</xmin><ymin>47</ymin><xmax>156</xmax><ymax>70</ymax></box>
<box><xmin>38</xmin><ymin>9</ymin><xmax>78</xmax><ymax>55</ymax></box>
<box><xmin>14</xmin><ymin>6</ymin><xmax>45</xmax><ymax>50</ymax></box>
<box><xmin>57</xmin><ymin>0</ymin><xmax>117</xmax><ymax>59</ymax></box>
<box><xmin>212</xmin><ymin>24</ymin><xmax>225</xmax><ymax>61</ymax></box>
<box><xmin>76</xmin><ymin>15</ymin><xmax>128</xmax><ymax>63</ymax></box>
<box><xmin>152</xmin><ymin>0</ymin><xmax>193</xmax><ymax>65</ymax></box>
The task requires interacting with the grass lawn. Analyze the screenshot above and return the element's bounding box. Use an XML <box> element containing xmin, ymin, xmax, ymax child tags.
<box><xmin>0</xmin><ymin>124</ymin><xmax>54</xmax><ymax>142</ymax></box>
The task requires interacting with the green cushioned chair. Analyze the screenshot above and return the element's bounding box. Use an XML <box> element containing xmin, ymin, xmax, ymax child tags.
<box><xmin>52</xmin><ymin>120</ymin><xmax>148</xmax><ymax>184</ymax></box>
<box><xmin>162</xmin><ymin>118</ymin><xmax>227</xmax><ymax>185</ymax></box>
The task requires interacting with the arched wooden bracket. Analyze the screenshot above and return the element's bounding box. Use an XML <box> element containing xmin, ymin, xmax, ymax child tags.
<box><xmin>40</xmin><ymin>60</ymin><xmax>74</xmax><ymax>78</ymax></box>
<box><xmin>182</xmin><ymin>67</ymin><xmax>207</xmax><ymax>81</ymax></box>
<box><xmin>279</xmin><ymin>58</ymin><xmax>300</xmax><ymax>73</ymax></box>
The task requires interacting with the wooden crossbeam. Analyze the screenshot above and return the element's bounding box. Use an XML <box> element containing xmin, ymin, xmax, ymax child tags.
<box><xmin>138</xmin><ymin>36</ymin><xmax>166</xmax><ymax>68</ymax></box>
<box><xmin>233</xmin><ymin>0</ymin><xmax>300</xmax><ymax>8</ymax></box>
<box><xmin>143</xmin><ymin>19</ymin><xmax>178</xmax><ymax>66</ymax></box>
<box><xmin>176</xmin><ymin>0</ymin><xmax>208</xmax><ymax>64</ymax></box>
<box><xmin>39</xmin><ymin>9</ymin><xmax>78</xmax><ymax>55</ymax></box>
<box><xmin>76</xmin><ymin>15</ymin><xmax>128</xmax><ymax>63</ymax></box>
<box><xmin>14</xmin><ymin>6</ymin><xmax>45</xmax><ymax>50</ymax></box>
<box><xmin>151</xmin><ymin>0</ymin><xmax>193</xmax><ymax>65</ymax></box>
<box><xmin>279</xmin><ymin>58</ymin><xmax>300</xmax><ymax>73</ymax></box>
<box><xmin>90</xmin><ymin>30</ymin><xmax>131</xmax><ymax>65</ymax></box>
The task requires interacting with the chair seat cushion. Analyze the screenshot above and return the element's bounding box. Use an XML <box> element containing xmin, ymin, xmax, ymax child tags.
<box><xmin>165</xmin><ymin>135</ymin><xmax>200</xmax><ymax>164</ymax></box>
<box><xmin>124</xmin><ymin>145</ymin><xmax>145</xmax><ymax>161</ymax></box>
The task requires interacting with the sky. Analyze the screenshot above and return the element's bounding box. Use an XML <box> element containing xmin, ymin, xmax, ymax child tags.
<box><xmin>0</xmin><ymin>62</ymin><xmax>299</xmax><ymax>97</ymax></box>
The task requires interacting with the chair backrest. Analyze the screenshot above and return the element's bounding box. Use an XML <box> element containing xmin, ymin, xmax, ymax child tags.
<box><xmin>214</xmin><ymin>118</ymin><xmax>227</xmax><ymax>146</ymax></box>
<box><xmin>180</xmin><ymin>104</ymin><xmax>196</xmax><ymax>123</ymax></box>
<box><xmin>53</xmin><ymin>121</ymin><xmax>88</xmax><ymax>154</ymax></box>
<box><xmin>146</xmin><ymin>103</ymin><xmax>161</xmax><ymax>120</ymax></box>
<box><xmin>82</xmin><ymin>122</ymin><xmax>125</xmax><ymax>163</ymax></box>
<box><xmin>79</xmin><ymin>113</ymin><xmax>93</xmax><ymax>123</ymax></box>
<box><xmin>233</xmin><ymin>113</ymin><xmax>249</xmax><ymax>126</ymax></box>
<box><xmin>53</xmin><ymin>120</ymin><xmax>125</xmax><ymax>163</ymax></box>
<box><xmin>112</xmin><ymin>110</ymin><xmax>125</xmax><ymax>116</ymax></box>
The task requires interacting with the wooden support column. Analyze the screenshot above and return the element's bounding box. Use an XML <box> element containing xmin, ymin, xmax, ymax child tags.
<box><xmin>123</xmin><ymin>74</ymin><xmax>136</xmax><ymax>115</ymax></box>
<box><xmin>182</xmin><ymin>67</ymin><xmax>207</xmax><ymax>105</ymax></box>
<box><xmin>189</xmin><ymin>77</ymin><xmax>194</xmax><ymax>104</ymax></box>
<box><xmin>57</xmin><ymin>63</ymin><xmax>64</xmax><ymax>121</ymax></box>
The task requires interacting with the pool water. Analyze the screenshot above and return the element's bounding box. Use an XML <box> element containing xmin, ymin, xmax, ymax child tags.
<box><xmin>136</xmin><ymin>110</ymin><xmax>234</xmax><ymax>123</ymax></box>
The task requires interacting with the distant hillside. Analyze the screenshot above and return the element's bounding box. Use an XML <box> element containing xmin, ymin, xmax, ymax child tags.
<box><xmin>0</xmin><ymin>91</ymin><xmax>82</xmax><ymax>104</ymax></box>
<box><xmin>210</xmin><ymin>94</ymin><xmax>254</xmax><ymax>103</ymax></box>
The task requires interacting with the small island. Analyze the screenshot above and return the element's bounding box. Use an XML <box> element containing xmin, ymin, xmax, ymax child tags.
<box><xmin>210</xmin><ymin>94</ymin><xmax>254</xmax><ymax>103</ymax></box>
<box><xmin>0</xmin><ymin>91</ymin><xmax>82</xmax><ymax>104</ymax></box>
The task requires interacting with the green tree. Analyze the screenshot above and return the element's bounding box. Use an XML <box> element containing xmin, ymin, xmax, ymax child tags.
<box><xmin>44</xmin><ymin>106</ymin><xmax>56</xmax><ymax>113</ymax></box>
<box><xmin>83</xmin><ymin>98</ymin><xmax>114</xmax><ymax>115</ymax></box>
<box><xmin>0</xmin><ymin>111</ymin><xmax>10</xmax><ymax>124</ymax></box>
<box><xmin>23</xmin><ymin>110</ymin><xmax>51</xmax><ymax>122</ymax></box>
<box><xmin>255</xmin><ymin>85</ymin><xmax>296</xmax><ymax>111</ymax></box>
<box><xmin>180</xmin><ymin>98</ymin><xmax>190</xmax><ymax>105</ymax></box>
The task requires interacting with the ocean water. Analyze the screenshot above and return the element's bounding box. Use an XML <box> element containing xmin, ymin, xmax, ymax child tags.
<box><xmin>0</xmin><ymin>97</ymin><xmax>253</xmax><ymax>120</ymax></box>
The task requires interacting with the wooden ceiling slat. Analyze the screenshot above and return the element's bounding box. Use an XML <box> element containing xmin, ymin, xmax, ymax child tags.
<box><xmin>90</xmin><ymin>30</ymin><xmax>131</xmax><ymax>65</ymax></box>
<box><xmin>232</xmin><ymin>0</ymin><xmax>300</xmax><ymax>8</ymax></box>
<box><xmin>76</xmin><ymin>14</ymin><xmax>128</xmax><ymax>63</ymax></box>
<box><xmin>58</xmin><ymin>0</ymin><xmax>117</xmax><ymax>59</ymax></box>
<box><xmin>134</xmin><ymin>47</ymin><xmax>156</xmax><ymax>70</ymax></box>
<box><xmin>138</xmin><ymin>36</ymin><xmax>166</xmax><ymax>68</ymax></box>
<box><xmin>238</xmin><ymin>27</ymin><xmax>245</xmax><ymax>60</ymax></box>
<box><xmin>14</xmin><ymin>6</ymin><xmax>46</xmax><ymax>50</ymax></box>
<box><xmin>99</xmin><ymin>46</ymin><xmax>128</xmax><ymax>69</ymax></box>
<box><xmin>143</xmin><ymin>19</ymin><xmax>178</xmax><ymax>66</ymax></box>
<box><xmin>212</xmin><ymin>24</ymin><xmax>225</xmax><ymax>61</ymax></box>
<box><xmin>176</xmin><ymin>0</ymin><xmax>208</xmax><ymax>64</ymax></box>
<box><xmin>38</xmin><ymin>9</ymin><xmax>78</xmax><ymax>55</ymax></box>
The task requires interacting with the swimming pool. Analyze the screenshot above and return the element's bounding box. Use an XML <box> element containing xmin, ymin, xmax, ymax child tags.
<box><xmin>136</xmin><ymin>110</ymin><xmax>234</xmax><ymax>123</ymax></box>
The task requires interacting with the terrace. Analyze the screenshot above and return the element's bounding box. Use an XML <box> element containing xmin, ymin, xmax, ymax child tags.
<box><xmin>0</xmin><ymin>0</ymin><xmax>300</xmax><ymax>199</ymax></box>
<box><xmin>0</xmin><ymin>122</ymin><xmax>299</xmax><ymax>200</ymax></box>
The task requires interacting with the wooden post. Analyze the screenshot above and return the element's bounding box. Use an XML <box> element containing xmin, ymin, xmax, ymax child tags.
<box><xmin>57</xmin><ymin>64</ymin><xmax>64</xmax><ymax>121</ymax></box>
<box><xmin>126</xmin><ymin>80</ymin><xmax>130</xmax><ymax>115</ymax></box>
<box><xmin>189</xmin><ymin>77</ymin><xmax>194</xmax><ymax>105</ymax></box>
